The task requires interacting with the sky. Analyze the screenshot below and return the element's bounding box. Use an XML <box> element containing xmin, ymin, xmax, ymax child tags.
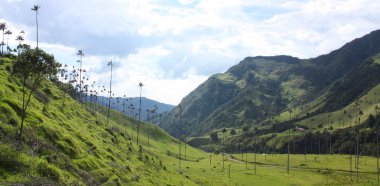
<box><xmin>1</xmin><ymin>0</ymin><xmax>379</xmax><ymax>105</ymax></box>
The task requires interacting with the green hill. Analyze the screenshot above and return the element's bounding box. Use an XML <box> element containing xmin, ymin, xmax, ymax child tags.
<box><xmin>159</xmin><ymin>30</ymin><xmax>380</xmax><ymax>139</ymax></box>
<box><xmin>0</xmin><ymin>55</ymin><xmax>204</xmax><ymax>185</ymax></box>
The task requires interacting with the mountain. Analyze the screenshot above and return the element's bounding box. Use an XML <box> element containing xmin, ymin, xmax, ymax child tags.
<box><xmin>93</xmin><ymin>96</ymin><xmax>174</xmax><ymax>122</ymax></box>
<box><xmin>159</xmin><ymin>29</ymin><xmax>380</xmax><ymax>138</ymax></box>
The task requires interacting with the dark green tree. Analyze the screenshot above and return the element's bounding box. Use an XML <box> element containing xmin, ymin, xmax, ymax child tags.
<box><xmin>12</xmin><ymin>48</ymin><xmax>60</xmax><ymax>142</ymax></box>
<box><xmin>210</xmin><ymin>131</ymin><xmax>219</xmax><ymax>143</ymax></box>
<box><xmin>230</xmin><ymin>128</ymin><xmax>236</xmax><ymax>135</ymax></box>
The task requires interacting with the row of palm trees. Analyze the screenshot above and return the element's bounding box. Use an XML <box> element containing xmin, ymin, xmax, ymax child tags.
<box><xmin>1</xmin><ymin>4</ymin><xmax>39</xmax><ymax>57</ymax></box>
<box><xmin>59</xmin><ymin>49</ymin><xmax>148</xmax><ymax>147</ymax></box>
<box><xmin>0</xmin><ymin>22</ymin><xmax>26</xmax><ymax>56</ymax></box>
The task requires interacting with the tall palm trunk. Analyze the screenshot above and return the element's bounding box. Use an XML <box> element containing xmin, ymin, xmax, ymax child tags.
<box><xmin>137</xmin><ymin>82</ymin><xmax>143</xmax><ymax>145</ymax></box>
<box><xmin>377</xmin><ymin>131</ymin><xmax>379</xmax><ymax>182</ymax></box>
<box><xmin>31</xmin><ymin>5</ymin><xmax>40</xmax><ymax>48</ymax></box>
<box><xmin>107</xmin><ymin>61</ymin><xmax>113</xmax><ymax>124</ymax></box>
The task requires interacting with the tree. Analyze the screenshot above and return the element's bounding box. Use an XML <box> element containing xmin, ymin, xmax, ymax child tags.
<box><xmin>0</xmin><ymin>22</ymin><xmax>6</xmax><ymax>56</ymax></box>
<box><xmin>287</xmin><ymin>109</ymin><xmax>293</xmax><ymax>174</ymax></box>
<box><xmin>31</xmin><ymin>5</ymin><xmax>40</xmax><ymax>48</ymax></box>
<box><xmin>16</xmin><ymin>34</ymin><xmax>24</xmax><ymax>55</ymax></box>
<box><xmin>16</xmin><ymin>35</ymin><xmax>24</xmax><ymax>45</ymax></box>
<box><xmin>12</xmin><ymin>48</ymin><xmax>60</xmax><ymax>143</ymax></box>
<box><xmin>222</xmin><ymin>128</ymin><xmax>227</xmax><ymax>172</ymax></box>
<box><xmin>77</xmin><ymin>50</ymin><xmax>84</xmax><ymax>101</ymax></box>
<box><xmin>106</xmin><ymin>60</ymin><xmax>114</xmax><ymax>124</ymax></box>
<box><xmin>230</xmin><ymin>128</ymin><xmax>236</xmax><ymax>135</ymax></box>
<box><xmin>210</xmin><ymin>131</ymin><xmax>219</xmax><ymax>143</ymax></box>
<box><xmin>137</xmin><ymin>82</ymin><xmax>144</xmax><ymax>145</ymax></box>
<box><xmin>5</xmin><ymin>30</ymin><xmax>12</xmax><ymax>53</ymax></box>
<box><xmin>177</xmin><ymin>104</ymin><xmax>182</xmax><ymax>169</ymax></box>
<box><xmin>377</xmin><ymin>127</ymin><xmax>379</xmax><ymax>182</ymax></box>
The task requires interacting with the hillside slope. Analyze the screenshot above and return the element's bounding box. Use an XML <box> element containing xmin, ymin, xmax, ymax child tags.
<box><xmin>0</xmin><ymin>56</ymin><xmax>202</xmax><ymax>185</ymax></box>
<box><xmin>160</xmin><ymin>29</ymin><xmax>380</xmax><ymax>137</ymax></box>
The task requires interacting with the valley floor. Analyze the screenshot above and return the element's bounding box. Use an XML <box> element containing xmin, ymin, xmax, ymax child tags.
<box><xmin>167</xmin><ymin>153</ymin><xmax>380</xmax><ymax>186</ymax></box>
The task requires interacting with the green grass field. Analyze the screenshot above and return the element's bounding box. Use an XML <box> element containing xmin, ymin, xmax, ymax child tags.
<box><xmin>175</xmin><ymin>152</ymin><xmax>380</xmax><ymax>186</ymax></box>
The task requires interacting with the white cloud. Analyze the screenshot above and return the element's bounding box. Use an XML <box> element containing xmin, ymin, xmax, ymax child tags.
<box><xmin>1</xmin><ymin>0</ymin><xmax>380</xmax><ymax>104</ymax></box>
<box><xmin>178</xmin><ymin>0</ymin><xmax>195</xmax><ymax>5</ymax></box>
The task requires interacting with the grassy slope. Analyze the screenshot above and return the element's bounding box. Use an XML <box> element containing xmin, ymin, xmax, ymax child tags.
<box><xmin>0</xmin><ymin>57</ymin><xmax>202</xmax><ymax>185</ymax></box>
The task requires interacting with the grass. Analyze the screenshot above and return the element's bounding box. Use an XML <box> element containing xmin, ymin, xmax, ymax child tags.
<box><xmin>174</xmin><ymin>152</ymin><xmax>380</xmax><ymax>186</ymax></box>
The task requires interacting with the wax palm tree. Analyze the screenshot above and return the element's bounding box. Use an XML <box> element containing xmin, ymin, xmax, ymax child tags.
<box><xmin>106</xmin><ymin>61</ymin><xmax>114</xmax><ymax>124</ymax></box>
<box><xmin>77</xmin><ymin>50</ymin><xmax>84</xmax><ymax>101</ymax></box>
<box><xmin>0</xmin><ymin>22</ymin><xmax>7</xmax><ymax>55</ymax></box>
<box><xmin>178</xmin><ymin>103</ymin><xmax>182</xmax><ymax>169</ymax></box>
<box><xmin>287</xmin><ymin>109</ymin><xmax>293</xmax><ymax>174</ymax></box>
<box><xmin>4</xmin><ymin>30</ymin><xmax>12</xmax><ymax>53</ymax></box>
<box><xmin>222</xmin><ymin>127</ymin><xmax>227</xmax><ymax>172</ymax></box>
<box><xmin>137</xmin><ymin>82</ymin><xmax>144</xmax><ymax>145</ymax></box>
<box><xmin>31</xmin><ymin>5</ymin><xmax>40</xmax><ymax>48</ymax></box>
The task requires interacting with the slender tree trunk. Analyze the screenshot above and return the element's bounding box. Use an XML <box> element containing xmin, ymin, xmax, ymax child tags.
<box><xmin>209</xmin><ymin>141</ymin><xmax>212</xmax><ymax>165</ymax></box>
<box><xmin>137</xmin><ymin>88</ymin><xmax>142</xmax><ymax>145</ymax></box>
<box><xmin>35</xmin><ymin>11</ymin><xmax>38</xmax><ymax>48</ymax></box>
<box><xmin>222</xmin><ymin>131</ymin><xmax>225</xmax><ymax>173</ymax></box>
<box><xmin>377</xmin><ymin>131</ymin><xmax>379</xmax><ymax>182</ymax></box>
<box><xmin>304</xmin><ymin>133</ymin><xmax>307</xmax><ymax>161</ymax></box>
<box><xmin>107</xmin><ymin>64</ymin><xmax>113</xmax><ymax>124</ymax></box>
<box><xmin>179</xmin><ymin>139</ymin><xmax>181</xmax><ymax>169</ymax></box>
<box><xmin>79</xmin><ymin>56</ymin><xmax>82</xmax><ymax>102</ymax></box>
<box><xmin>1</xmin><ymin>31</ymin><xmax>4</xmax><ymax>55</ymax></box>
<box><xmin>18</xmin><ymin>78</ymin><xmax>27</xmax><ymax>142</ymax></box>
<box><xmin>184</xmin><ymin>138</ymin><xmax>187</xmax><ymax>161</ymax></box>
<box><xmin>287</xmin><ymin>129</ymin><xmax>290</xmax><ymax>174</ymax></box>
<box><xmin>350</xmin><ymin>154</ymin><xmax>353</xmax><ymax>181</ymax></box>
<box><xmin>254</xmin><ymin>137</ymin><xmax>257</xmax><ymax>175</ymax></box>
<box><xmin>356</xmin><ymin>134</ymin><xmax>359</xmax><ymax>182</ymax></box>
<box><xmin>318</xmin><ymin>135</ymin><xmax>321</xmax><ymax>154</ymax></box>
<box><xmin>18</xmin><ymin>78</ymin><xmax>39</xmax><ymax>143</ymax></box>
<box><xmin>245</xmin><ymin>153</ymin><xmax>247</xmax><ymax>170</ymax></box>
